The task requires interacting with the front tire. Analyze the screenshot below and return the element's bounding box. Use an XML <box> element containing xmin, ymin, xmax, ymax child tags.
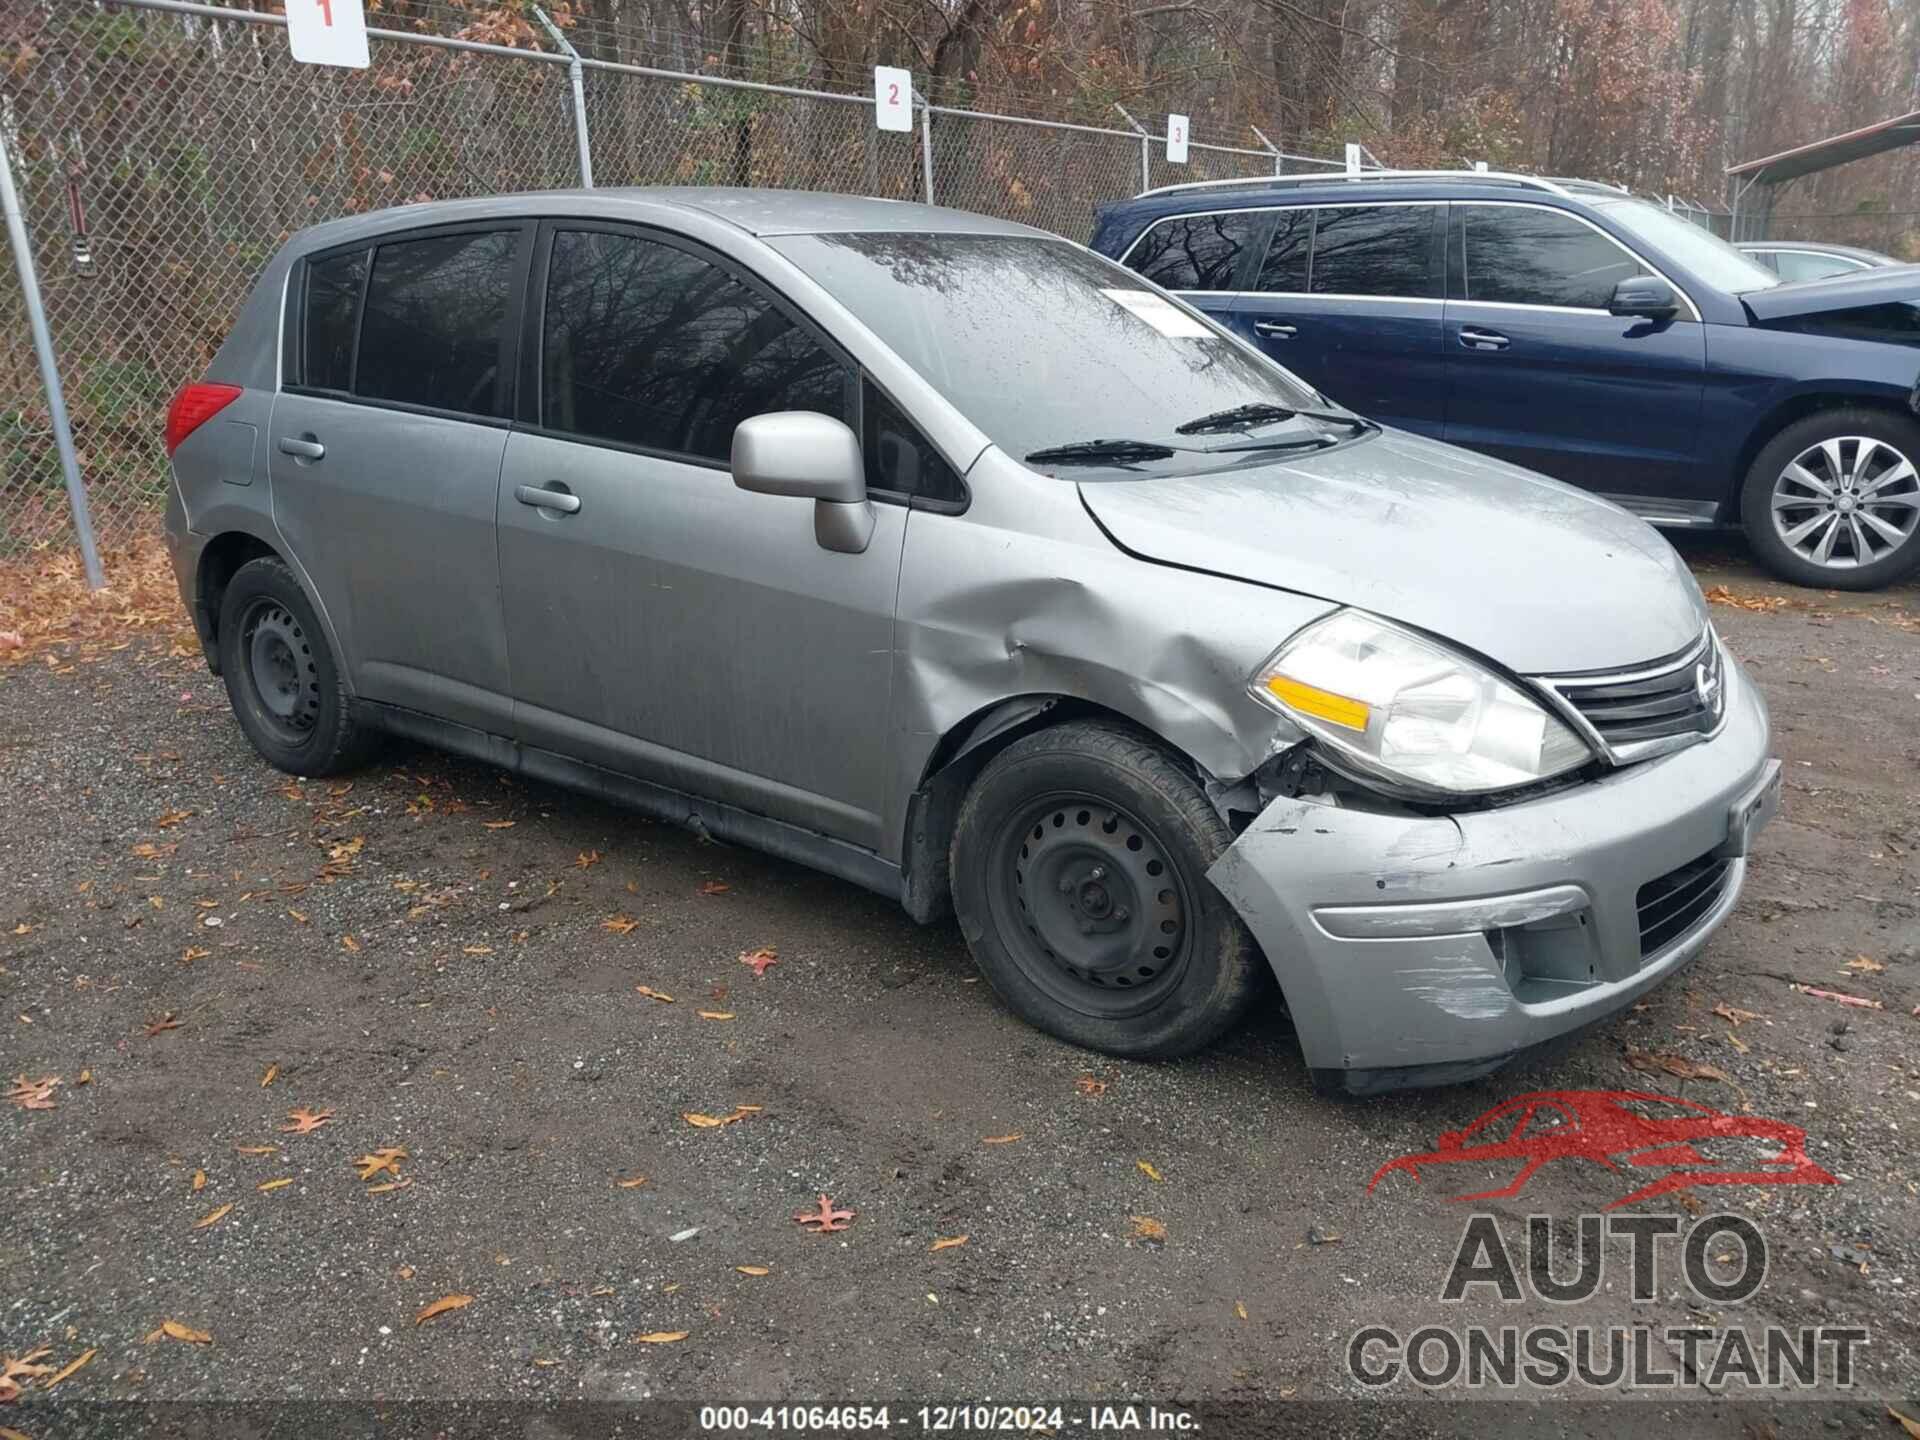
<box><xmin>217</xmin><ymin>556</ymin><xmax>375</xmax><ymax>776</ymax></box>
<box><xmin>950</xmin><ymin>721</ymin><xmax>1262</xmax><ymax>1059</ymax></box>
<box><xmin>1740</xmin><ymin>408</ymin><xmax>1920</xmax><ymax>590</ymax></box>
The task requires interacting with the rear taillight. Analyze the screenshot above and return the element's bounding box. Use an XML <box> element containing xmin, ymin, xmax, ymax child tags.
<box><xmin>164</xmin><ymin>382</ymin><xmax>242</xmax><ymax>457</ymax></box>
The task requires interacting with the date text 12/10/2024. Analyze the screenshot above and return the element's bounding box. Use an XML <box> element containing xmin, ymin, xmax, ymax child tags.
<box><xmin>699</xmin><ymin>1405</ymin><xmax>1201</xmax><ymax>1432</ymax></box>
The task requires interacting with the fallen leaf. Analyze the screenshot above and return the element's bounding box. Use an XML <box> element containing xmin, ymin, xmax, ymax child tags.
<box><xmin>5</xmin><ymin>1075</ymin><xmax>59</xmax><ymax>1111</ymax></box>
<box><xmin>0</xmin><ymin>1348</ymin><xmax>53</xmax><ymax>1403</ymax></box>
<box><xmin>159</xmin><ymin>1320</ymin><xmax>211</xmax><ymax>1344</ymax></box>
<box><xmin>192</xmin><ymin>1203</ymin><xmax>234</xmax><ymax>1229</ymax></box>
<box><xmin>462</xmin><ymin>945</ymin><xmax>493</xmax><ymax>956</ymax></box>
<box><xmin>42</xmin><ymin>1346</ymin><xmax>96</xmax><ymax>1389</ymax></box>
<box><xmin>258</xmin><ymin>1178</ymin><xmax>294</xmax><ymax>1193</ymax></box>
<box><xmin>234</xmin><ymin>1144</ymin><xmax>276</xmax><ymax>1156</ymax></box>
<box><xmin>0</xmin><ymin>1424</ymin><xmax>30</xmax><ymax>1440</ymax></box>
<box><xmin>1888</xmin><ymin>1405</ymin><xmax>1920</xmax><ymax>1440</ymax></box>
<box><xmin>740</xmin><ymin>946</ymin><xmax>779</xmax><ymax>977</ymax></box>
<box><xmin>10</xmin><ymin>923</ymin><xmax>28</xmax><ymax>936</ymax></box>
<box><xmin>697</xmin><ymin>1010</ymin><xmax>735</xmax><ymax>1021</ymax></box>
<box><xmin>793</xmin><ymin>1193</ymin><xmax>856</xmax><ymax>1233</ymax></box>
<box><xmin>1235</xmin><ymin>1301</ymin><xmax>1248</xmax><ymax>1321</ymax></box>
<box><xmin>574</xmin><ymin>850</ymin><xmax>601</xmax><ymax>869</ymax></box>
<box><xmin>327</xmin><ymin>836</ymin><xmax>364</xmax><ymax>862</ymax></box>
<box><xmin>191</xmin><ymin>1169</ymin><xmax>206</xmax><ymax>1192</ymax></box>
<box><xmin>154</xmin><ymin>809</ymin><xmax>194</xmax><ymax>828</ymax></box>
<box><xmin>340</xmin><ymin>935</ymin><xmax>361</xmax><ymax>953</ymax></box>
<box><xmin>1075</xmin><ymin>1076</ymin><xmax>1107</xmax><ymax>1096</ymax></box>
<box><xmin>930</xmin><ymin>1235</ymin><xmax>969</xmax><ymax>1252</ymax></box>
<box><xmin>181</xmin><ymin>945</ymin><xmax>211</xmax><ymax>964</ymax></box>
<box><xmin>131</xmin><ymin>841</ymin><xmax>176</xmax><ymax>860</ymax></box>
<box><xmin>1712</xmin><ymin>1003</ymin><xmax>1763</xmax><ymax>1028</ymax></box>
<box><xmin>288</xmin><ymin>909</ymin><xmax>309</xmax><ymax>925</ymax></box>
<box><xmin>1137</xmin><ymin>1160</ymin><xmax>1164</xmax><ymax>1183</ymax></box>
<box><xmin>698</xmin><ymin>881</ymin><xmax>730</xmax><ymax>896</ymax></box>
<box><xmin>353</xmin><ymin>1147</ymin><xmax>408</xmax><ymax>1181</ymax></box>
<box><xmin>615</xmin><ymin>1173</ymin><xmax>649</xmax><ymax>1188</ymax></box>
<box><xmin>632</xmin><ymin>1331</ymin><xmax>689</xmax><ymax>1344</ymax></box>
<box><xmin>75</xmin><ymin>1070</ymin><xmax>90</xmax><ymax>1086</ymax></box>
<box><xmin>1129</xmin><ymin>1215</ymin><xmax>1167</xmax><ymax>1243</ymax></box>
<box><xmin>144</xmin><ymin>1014</ymin><xmax>181</xmax><ymax>1037</ymax></box>
<box><xmin>1844</xmin><ymin>954</ymin><xmax>1885</xmax><ymax>974</ymax></box>
<box><xmin>1790</xmin><ymin>983</ymin><xmax>1883</xmax><ymax>1010</ymax></box>
<box><xmin>1623</xmin><ymin>1049</ymin><xmax>1731</xmax><ymax>1083</ymax></box>
<box><xmin>366</xmin><ymin>1179</ymin><xmax>412</xmax><ymax>1194</ymax></box>
<box><xmin>634</xmin><ymin>986</ymin><xmax>675</xmax><ymax>1003</ymax></box>
<box><xmin>280</xmin><ymin>1107</ymin><xmax>334</xmax><ymax>1134</ymax></box>
<box><xmin>482</xmin><ymin>819</ymin><xmax>516</xmax><ymax>830</ymax></box>
<box><xmin>735</xmin><ymin>1265</ymin><xmax>770</xmax><ymax>1276</ymax></box>
<box><xmin>982</xmin><ymin>1132</ymin><xmax>1022</xmax><ymax>1145</ymax></box>
<box><xmin>414</xmin><ymin>1294</ymin><xmax>474</xmax><ymax>1326</ymax></box>
<box><xmin>682</xmin><ymin>1104</ymin><xmax>759</xmax><ymax>1128</ymax></box>
<box><xmin>602</xmin><ymin>914</ymin><xmax>640</xmax><ymax>935</ymax></box>
<box><xmin>260</xmin><ymin>1063</ymin><xmax>278</xmax><ymax>1088</ymax></box>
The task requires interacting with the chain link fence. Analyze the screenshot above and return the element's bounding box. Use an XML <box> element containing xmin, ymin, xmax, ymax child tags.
<box><xmin>0</xmin><ymin>0</ymin><xmax>1353</xmax><ymax>561</ymax></box>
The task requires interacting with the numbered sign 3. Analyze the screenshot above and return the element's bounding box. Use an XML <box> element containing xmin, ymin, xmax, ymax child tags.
<box><xmin>288</xmin><ymin>0</ymin><xmax>370</xmax><ymax>69</ymax></box>
<box><xmin>1165</xmin><ymin>113</ymin><xmax>1190</xmax><ymax>165</ymax></box>
<box><xmin>874</xmin><ymin>65</ymin><xmax>914</xmax><ymax>134</ymax></box>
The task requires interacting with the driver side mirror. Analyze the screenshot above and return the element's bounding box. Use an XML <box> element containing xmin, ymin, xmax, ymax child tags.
<box><xmin>731</xmin><ymin>411</ymin><xmax>874</xmax><ymax>554</ymax></box>
<box><xmin>1608</xmin><ymin>275</ymin><xmax>1678</xmax><ymax>320</ymax></box>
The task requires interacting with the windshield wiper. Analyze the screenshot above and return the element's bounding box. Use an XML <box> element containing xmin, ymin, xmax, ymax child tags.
<box><xmin>1175</xmin><ymin>402</ymin><xmax>1377</xmax><ymax>436</ymax></box>
<box><xmin>1024</xmin><ymin>439</ymin><xmax>1177</xmax><ymax>465</ymax></box>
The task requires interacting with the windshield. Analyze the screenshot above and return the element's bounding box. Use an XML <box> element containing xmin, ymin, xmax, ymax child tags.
<box><xmin>770</xmin><ymin>232</ymin><xmax>1339</xmax><ymax>473</ymax></box>
<box><xmin>1595</xmin><ymin>198</ymin><xmax>1781</xmax><ymax>293</ymax></box>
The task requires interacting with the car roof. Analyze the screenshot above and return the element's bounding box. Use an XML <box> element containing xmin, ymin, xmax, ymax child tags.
<box><xmin>1097</xmin><ymin>174</ymin><xmax>1612</xmax><ymax>228</ymax></box>
<box><xmin>285</xmin><ymin>187</ymin><xmax>1051</xmax><ymax>255</ymax></box>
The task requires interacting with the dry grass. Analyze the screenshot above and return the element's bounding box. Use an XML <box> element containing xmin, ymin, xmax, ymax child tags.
<box><xmin>0</xmin><ymin>537</ymin><xmax>199</xmax><ymax>673</ymax></box>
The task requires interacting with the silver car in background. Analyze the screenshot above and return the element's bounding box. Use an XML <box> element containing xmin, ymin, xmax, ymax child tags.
<box><xmin>162</xmin><ymin>190</ymin><xmax>1781</xmax><ymax>1093</ymax></box>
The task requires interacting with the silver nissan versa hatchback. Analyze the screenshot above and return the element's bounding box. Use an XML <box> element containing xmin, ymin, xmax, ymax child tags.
<box><xmin>163</xmin><ymin>189</ymin><xmax>1782</xmax><ymax>1093</ymax></box>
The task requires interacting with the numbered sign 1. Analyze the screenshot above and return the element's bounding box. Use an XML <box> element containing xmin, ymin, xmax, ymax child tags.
<box><xmin>1165</xmin><ymin>113</ymin><xmax>1190</xmax><ymax>165</ymax></box>
<box><xmin>874</xmin><ymin>66</ymin><xmax>914</xmax><ymax>133</ymax></box>
<box><xmin>288</xmin><ymin>0</ymin><xmax>369</xmax><ymax>70</ymax></box>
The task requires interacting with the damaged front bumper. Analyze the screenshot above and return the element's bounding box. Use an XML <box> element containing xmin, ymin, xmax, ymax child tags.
<box><xmin>1209</xmin><ymin>655</ymin><xmax>1779</xmax><ymax>1094</ymax></box>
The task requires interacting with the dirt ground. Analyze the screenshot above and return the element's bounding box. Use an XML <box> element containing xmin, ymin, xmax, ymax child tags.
<box><xmin>2</xmin><ymin>536</ymin><xmax>1916</xmax><ymax>1438</ymax></box>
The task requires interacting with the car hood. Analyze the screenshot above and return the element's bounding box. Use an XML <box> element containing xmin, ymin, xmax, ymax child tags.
<box><xmin>1076</xmin><ymin>429</ymin><xmax>1707</xmax><ymax>675</ymax></box>
<box><xmin>1741</xmin><ymin>263</ymin><xmax>1920</xmax><ymax>322</ymax></box>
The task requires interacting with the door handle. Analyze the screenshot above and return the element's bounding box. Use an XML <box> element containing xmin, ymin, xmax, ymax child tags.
<box><xmin>1458</xmin><ymin>327</ymin><xmax>1510</xmax><ymax>351</ymax></box>
<box><xmin>1252</xmin><ymin>320</ymin><xmax>1298</xmax><ymax>338</ymax></box>
<box><xmin>515</xmin><ymin>483</ymin><xmax>581</xmax><ymax>515</ymax></box>
<box><xmin>277</xmin><ymin>436</ymin><xmax>325</xmax><ymax>460</ymax></box>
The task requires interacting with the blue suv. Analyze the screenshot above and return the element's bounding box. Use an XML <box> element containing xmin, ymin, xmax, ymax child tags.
<box><xmin>1091</xmin><ymin>172</ymin><xmax>1920</xmax><ymax>590</ymax></box>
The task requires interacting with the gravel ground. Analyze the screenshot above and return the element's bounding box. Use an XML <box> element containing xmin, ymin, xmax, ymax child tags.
<box><xmin>2</xmin><ymin>538</ymin><xmax>1916</xmax><ymax>1438</ymax></box>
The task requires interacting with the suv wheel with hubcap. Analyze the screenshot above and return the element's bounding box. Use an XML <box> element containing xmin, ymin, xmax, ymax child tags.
<box><xmin>1742</xmin><ymin>408</ymin><xmax>1920</xmax><ymax>590</ymax></box>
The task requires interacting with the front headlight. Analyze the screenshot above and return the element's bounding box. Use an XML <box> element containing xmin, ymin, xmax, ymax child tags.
<box><xmin>1250</xmin><ymin>610</ymin><xmax>1591</xmax><ymax>796</ymax></box>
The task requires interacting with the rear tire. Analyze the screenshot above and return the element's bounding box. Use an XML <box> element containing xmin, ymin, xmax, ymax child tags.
<box><xmin>1740</xmin><ymin>408</ymin><xmax>1920</xmax><ymax>591</ymax></box>
<box><xmin>217</xmin><ymin>557</ymin><xmax>375</xmax><ymax>776</ymax></box>
<box><xmin>950</xmin><ymin>721</ymin><xmax>1261</xmax><ymax>1058</ymax></box>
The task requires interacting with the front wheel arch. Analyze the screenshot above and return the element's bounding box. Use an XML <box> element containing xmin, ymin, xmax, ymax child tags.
<box><xmin>1729</xmin><ymin>392</ymin><xmax>1918</xmax><ymax>512</ymax></box>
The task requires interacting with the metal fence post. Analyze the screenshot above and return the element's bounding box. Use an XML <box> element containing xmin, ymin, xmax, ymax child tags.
<box><xmin>1250</xmin><ymin>125</ymin><xmax>1282</xmax><ymax>177</ymax></box>
<box><xmin>915</xmin><ymin>88</ymin><xmax>934</xmax><ymax>205</ymax></box>
<box><xmin>0</xmin><ymin>130</ymin><xmax>104</xmax><ymax>588</ymax></box>
<box><xmin>1113</xmin><ymin>105</ymin><xmax>1150</xmax><ymax>193</ymax></box>
<box><xmin>533</xmin><ymin>6</ymin><xmax>593</xmax><ymax>188</ymax></box>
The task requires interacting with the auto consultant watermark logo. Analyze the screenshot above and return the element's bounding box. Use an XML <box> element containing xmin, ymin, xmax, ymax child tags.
<box><xmin>1367</xmin><ymin>1088</ymin><xmax>1837</xmax><ymax>1210</ymax></box>
<box><xmin>1353</xmin><ymin>1090</ymin><xmax>1860</xmax><ymax>1394</ymax></box>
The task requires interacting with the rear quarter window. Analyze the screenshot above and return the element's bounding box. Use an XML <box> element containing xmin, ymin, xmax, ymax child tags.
<box><xmin>355</xmin><ymin>229</ymin><xmax>519</xmax><ymax>417</ymax></box>
<box><xmin>1125</xmin><ymin>212</ymin><xmax>1261</xmax><ymax>291</ymax></box>
<box><xmin>301</xmin><ymin>249</ymin><xmax>365</xmax><ymax>392</ymax></box>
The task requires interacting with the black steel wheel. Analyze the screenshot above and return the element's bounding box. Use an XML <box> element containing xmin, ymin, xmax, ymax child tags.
<box><xmin>951</xmin><ymin>720</ymin><xmax>1262</xmax><ymax>1058</ymax></box>
<box><xmin>217</xmin><ymin>556</ymin><xmax>376</xmax><ymax>776</ymax></box>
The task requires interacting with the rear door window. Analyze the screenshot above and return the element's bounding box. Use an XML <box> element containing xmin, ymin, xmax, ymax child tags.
<box><xmin>1453</xmin><ymin>205</ymin><xmax>1641</xmax><ymax>309</ymax></box>
<box><xmin>1124</xmin><ymin>212</ymin><xmax>1262</xmax><ymax>291</ymax></box>
<box><xmin>540</xmin><ymin>226</ymin><xmax>851</xmax><ymax>463</ymax></box>
<box><xmin>356</xmin><ymin>229</ymin><xmax>519</xmax><ymax>416</ymax></box>
<box><xmin>1308</xmin><ymin>205</ymin><xmax>1437</xmax><ymax>297</ymax></box>
<box><xmin>301</xmin><ymin>249</ymin><xmax>365</xmax><ymax>393</ymax></box>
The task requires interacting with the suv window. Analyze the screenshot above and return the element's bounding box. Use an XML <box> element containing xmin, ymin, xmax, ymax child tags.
<box><xmin>1309</xmin><ymin>205</ymin><xmax>1437</xmax><ymax>297</ymax></box>
<box><xmin>1125</xmin><ymin>212</ymin><xmax>1261</xmax><ymax>291</ymax></box>
<box><xmin>1254</xmin><ymin>207</ymin><xmax>1311</xmax><ymax>292</ymax></box>
<box><xmin>1455</xmin><ymin>205</ymin><xmax>1641</xmax><ymax>309</ymax></box>
<box><xmin>864</xmin><ymin>379</ymin><xmax>964</xmax><ymax>504</ymax></box>
<box><xmin>541</xmin><ymin>227</ymin><xmax>850</xmax><ymax>462</ymax></box>
<box><xmin>302</xmin><ymin>249</ymin><xmax>365</xmax><ymax>393</ymax></box>
<box><xmin>356</xmin><ymin>230</ymin><xmax>518</xmax><ymax>416</ymax></box>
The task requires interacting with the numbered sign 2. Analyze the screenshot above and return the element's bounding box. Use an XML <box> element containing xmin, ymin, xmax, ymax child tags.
<box><xmin>874</xmin><ymin>66</ymin><xmax>914</xmax><ymax>133</ymax></box>
<box><xmin>1165</xmin><ymin>113</ymin><xmax>1190</xmax><ymax>165</ymax></box>
<box><xmin>288</xmin><ymin>0</ymin><xmax>370</xmax><ymax>69</ymax></box>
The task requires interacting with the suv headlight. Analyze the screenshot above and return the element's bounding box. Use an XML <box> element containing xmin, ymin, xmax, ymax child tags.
<box><xmin>1250</xmin><ymin>609</ymin><xmax>1591</xmax><ymax>796</ymax></box>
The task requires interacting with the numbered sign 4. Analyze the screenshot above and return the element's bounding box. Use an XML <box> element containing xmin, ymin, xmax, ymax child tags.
<box><xmin>1165</xmin><ymin>113</ymin><xmax>1190</xmax><ymax>165</ymax></box>
<box><xmin>288</xmin><ymin>0</ymin><xmax>370</xmax><ymax>69</ymax></box>
<box><xmin>874</xmin><ymin>65</ymin><xmax>914</xmax><ymax>134</ymax></box>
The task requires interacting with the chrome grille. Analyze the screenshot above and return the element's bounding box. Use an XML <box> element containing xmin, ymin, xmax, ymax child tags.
<box><xmin>1635</xmin><ymin>852</ymin><xmax>1735</xmax><ymax>958</ymax></box>
<box><xmin>1537</xmin><ymin>630</ymin><xmax>1726</xmax><ymax>764</ymax></box>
